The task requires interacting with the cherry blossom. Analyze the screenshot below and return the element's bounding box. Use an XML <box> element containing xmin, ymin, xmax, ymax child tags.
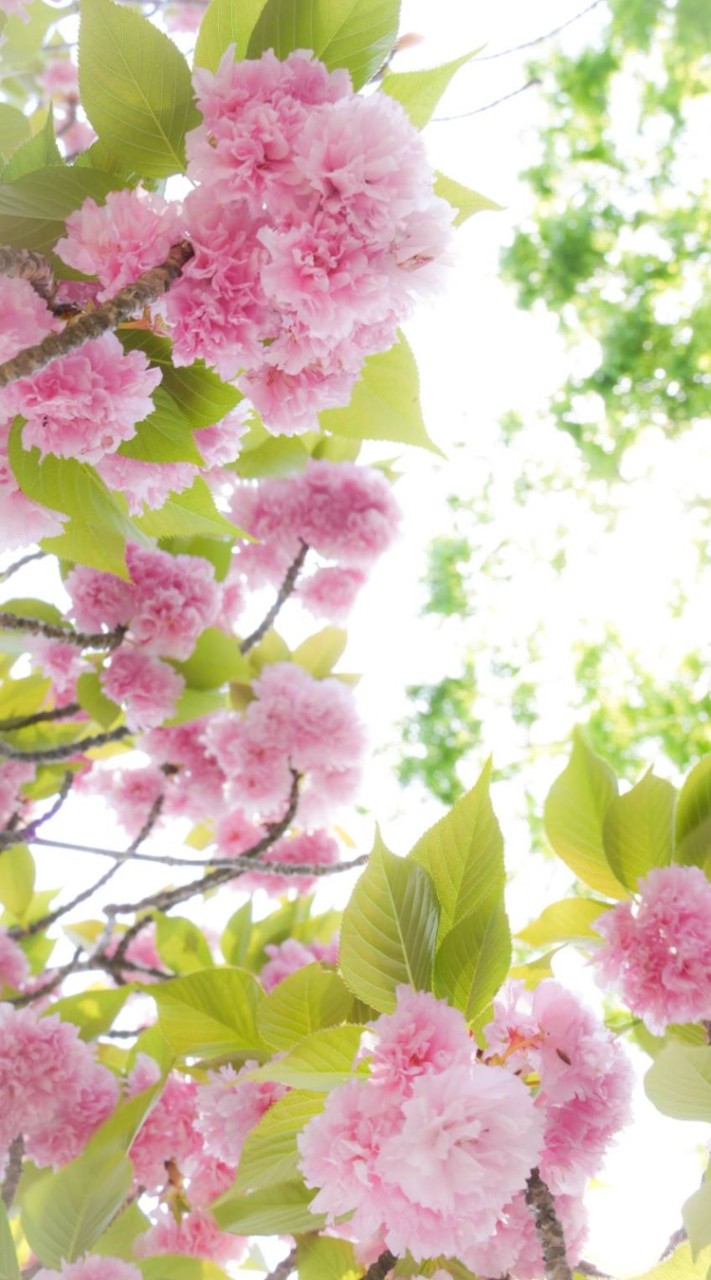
<box><xmin>101</xmin><ymin>648</ymin><xmax>185</xmax><ymax>730</ymax></box>
<box><xmin>592</xmin><ymin>864</ymin><xmax>711</xmax><ymax>1033</ymax></box>
<box><xmin>56</xmin><ymin>189</ymin><xmax>185</xmax><ymax>302</ymax></box>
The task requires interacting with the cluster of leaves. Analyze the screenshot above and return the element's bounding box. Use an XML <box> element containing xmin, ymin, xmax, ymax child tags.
<box><xmin>500</xmin><ymin>0</ymin><xmax>711</xmax><ymax>472</ymax></box>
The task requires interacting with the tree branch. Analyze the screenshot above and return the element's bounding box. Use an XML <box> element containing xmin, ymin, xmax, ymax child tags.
<box><xmin>0</xmin><ymin>701</ymin><xmax>81</xmax><ymax>733</ymax></box>
<box><xmin>0</xmin><ymin>550</ymin><xmax>46</xmax><ymax>583</ymax></box>
<box><xmin>0</xmin><ymin>724</ymin><xmax>131</xmax><ymax>762</ymax></box>
<box><xmin>0</xmin><ymin>241</ymin><xmax>194</xmax><ymax>389</ymax></box>
<box><xmin>0</xmin><ymin>769</ymin><xmax>74</xmax><ymax>849</ymax></box>
<box><xmin>240</xmin><ymin>541</ymin><xmax>309</xmax><ymax>654</ymax></box>
<box><xmin>525</xmin><ymin>1168</ymin><xmax>573</xmax><ymax>1280</ymax></box>
<box><xmin>0</xmin><ymin>246</ymin><xmax>55</xmax><ymax>305</ymax></box>
<box><xmin>362</xmin><ymin>1251</ymin><xmax>397</xmax><ymax>1280</ymax></box>
<box><xmin>475</xmin><ymin>0</ymin><xmax>605</xmax><ymax>60</ymax></box>
<box><xmin>265</xmin><ymin>1248</ymin><xmax>297</xmax><ymax>1280</ymax></box>
<box><xmin>0</xmin><ymin>611</ymin><xmax>126</xmax><ymax>650</ymax></box>
<box><xmin>1</xmin><ymin>1136</ymin><xmax>24</xmax><ymax>1209</ymax></box>
<box><xmin>29</xmin><ymin>833</ymin><xmax>368</xmax><ymax>877</ymax></box>
<box><xmin>433</xmin><ymin>76</ymin><xmax>542</xmax><ymax>122</ymax></box>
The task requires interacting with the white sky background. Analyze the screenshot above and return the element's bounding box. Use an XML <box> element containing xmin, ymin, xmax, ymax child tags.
<box><xmin>2</xmin><ymin>0</ymin><xmax>711</xmax><ymax>1274</ymax></box>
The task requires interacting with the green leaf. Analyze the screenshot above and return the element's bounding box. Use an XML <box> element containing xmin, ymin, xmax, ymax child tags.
<box><xmin>48</xmin><ymin>987</ymin><xmax>133</xmax><ymax>1040</ymax></box>
<box><xmin>434</xmin><ymin>171</ymin><xmax>502</xmax><ymax>226</ymax></box>
<box><xmin>258</xmin><ymin>964</ymin><xmax>353</xmax><ymax>1049</ymax></box>
<box><xmin>433</xmin><ymin>898</ymin><xmax>511</xmax><ymax>1020</ymax></box>
<box><xmin>684</xmin><ymin>1180</ymin><xmax>711</xmax><ymax>1261</ymax></box>
<box><xmin>194</xmin><ymin>0</ymin><xmax>267</xmax><ymax>69</ymax></box>
<box><xmin>543</xmin><ymin>731</ymin><xmax>626</xmax><ymax>899</ymax></box>
<box><xmin>246</xmin><ymin>1023</ymin><xmax>363</xmax><ymax>1091</ymax></box>
<box><xmin>3</xmin><ymin>109</ymin><xmax>61</xmax><ymax>182</ymax></box>
<box><xmin>166</xmin><ymin>686</ymin><xmax>227</xmax><ymax>724</ymax></box>
<box><xmin>140</xmin><ymin>1259</ymin><xmax>231</xmax><ymax>1280</ymax></box>
<box><xmin>623</xmin><ymin>1244</ymin><xmax>711</xmax><ymax>1280</ymax></box>
<box><xmin>292</xmin><ymin>628</ymin><xmax>347</xmax><ymax>679</ymax></box>
<box><xmin>339</xmin><ymin>833</ymin><xmax>440</xmax><ymax>1011</ymax></box>
<box><xmin>645</xmin><ymin>1042</ymin><xmax>711</xmax><ymax>1122</ymax></box>
<box><xmin>135</xmin><ymin>477</ymin><xmax>240</xmax><ymax>540</ymax></box>
<box><xmin>602</xmin><ymin>771</ymin><xmax>676</xmax><ymax>890</ymax></box>
<box><xmin>0</xmin><ymin>1203</ymin><xmax>20</xmax><ymax>1280</ymax></box>
<box><xmin>119</xmin><ymin>332</ymin><xmax>242</xmax><ymax>428</ymax></box>
<box><xmin>220</xmin><ymin>901</ymin><xmax>252</xmax><ymax>967</ymax></box>
<box><xmin>118</xmin><ymin>388</ymin><xmax>204</xmax><ymax>465</ymax></box>
<box><xmin>174</xmin><ymin>628</ymin><xmax>251</xmax><ymax>691</ymax></box>
<box><xmin>0</xmin><ymin>844</ymin><xmax>35</xmax><ymax>918</ymax></box>
<box><xmin>79</xmin><ymin>0</ymin><xmax>199</xmax><ymax>177</ymax></box>
<box><xmin>247</xmin><ymin>0</ymin><xmax>400</xmax><ymax>89</ymax></box>
<box><xmin>150</xmin><ymin>967</ymin><xmax>267</xmax><ymax>1059</ymax></box>
<box><xmin>95</xmin><ymin>1202</ymin><xmax>150</xmax><ymax>1261</ymax></box>
<box><xmin>9</xmin><ymin>420</ymin><xmax>142</xmax><ymax>577</ymax></box>
<box><xmin>76</xmin><ymin>672</ymin><xmax>122</xmax><ymax>730</ymax></box>
<box><xmin>409</xmin><ymin>760</ymin><xmax>505</xmax><ymax>934</ymax></box>
<box><xmin>298</xmin><ymin>1235</ymin><xmax>358</xmax><ymax>1280</ymax></box>
<box><xmin>212</xmin><ymin>1178</ymin><xmax>325</xmax><ymax>1235</ymax></box>
<box><xmin>234</xmin><ymin>1089</ymin><xmax>325</xmax><ymax>1192</ymax></box>
<box><xmin>380</xmin><ymin>50</ymin><xmax>478</xmax><ymax>129</ymax></box>
<box><xmin>0</xmin><ymin>674</ymin><xmax>50</xmax><ymax>719</ymax></box>
<box><xmin>517</xmin><ymin>897</ymin><xmax>610</xmax><ymax>947</ymax></box>
<box><xmin>320</xmin><ymin>333</ymin><xmax>442</xmax><ymax>453</ymax></box>
<box><xmin>235</xmin><ymin>432</ymin><xmax>311</xmax><ymax>479</ymax></box>
<box><xmin>161</xmin><ymin>535</ymin><xmax>233</xmax><ymax>581</ymax></box>
<box><xmin>22</xmin><ymin>1150</ymin><xmax>133</xmax><ymax>1267</ymax></box>
<box><xmin>0</xmin><ymin>167</ymin><xmax>119</xmax><ymax>256</ymax></box>
<box><xmin>155</xmin><ymin>915</ymin><xmax>215</xmax><ymax>975</ymax></box>
<box><xmin>676</xmin><ymin>754</ymin><xmax>711</xmax><ymax>869</ymax></box>
<box><xmin>0</xmin><ymin>105</ymin><xmax>30</xmax><ymax>160</ymax></box>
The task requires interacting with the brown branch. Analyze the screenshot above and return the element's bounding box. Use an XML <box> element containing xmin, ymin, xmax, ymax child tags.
<box><xmin>0</xmin><ymin>611</ymin><xmax>126</xmax><ymax>650</ymax></box>
<box><xmin>265</xmin><ymin>1247</ymin><xmax>297</xmax><ymax>1280</ymax></box>
<box><xmin>0</xmin><ymin>550</ymin><xmax>46</xmax><ymax>583</ymax></box>
<box><xmin>525</xmin><ymin>1168</ymin><xmax>573</xmax><ymax>1280</ymax></box>
<box><xmin>16</xmin><ymin>859</ymin><xmax>121</xmax><ymax>939</ymax></box>
<box><xmin>9</xmin><ymin>948</ymin><xmax>82</xmax><ymax>1007</ymax></box>
<box><xmin>240</xmin><ymin>541</ymin><xmax>309</xmax><ymax>654</ymax></box>
<box><xmin>105</xmin><ymin>768</ymin><xmax>301</xmax><ymax>916</ymax></box>
<box><xmin>0</xmin><ymin>246</ymin><xmax>55</xmax><ymax>305</ymax></box>
<box><xmin>0</xmin><ymin>724</ymin><xmax>131</xmax><ymax>762</ymax></box>
<box><xmin>362</xmin><ymin>1251</ymin><xmax>397</xmax><ymax>1280</ymax></box>
<box><xmin>0</xmin><ymin>701</ymin><xmax>81</xmax><ymax>733</ymax></box>
<box><xmin>1</xmin><ymin>1135</ymin><xmax>24</xmax><ymax>1209</ymax></box>
<box><xmin>475</xmin><ymin>0</ymin><xmax>605</xmax><ymax>60</ymax></box>
<box><xmin>0</xmin><ymin>240</ymin><xmax>194</xmax><ymax>390</ymax></box>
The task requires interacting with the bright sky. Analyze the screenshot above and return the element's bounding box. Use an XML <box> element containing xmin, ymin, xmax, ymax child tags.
<box><xmin>2</xmin><ymin>2</ymin><xmax>710</xmax><ymax>1275</ymax></box>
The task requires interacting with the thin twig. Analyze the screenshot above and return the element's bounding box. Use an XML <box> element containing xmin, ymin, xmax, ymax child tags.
<box><xmin>240</xmin><ymin>541</ymin><xmax>309</xmax><ymax>654</ymax></box>
<box><xmin>475</xmin><ymin>0</ymin><xmax>605</xmax><ymax>60</ymax></box>
<box><xmin>0</xmin><ymin>724</ymin><xmax>131</xmax><ymax>762</ymax></box>
<box><xmin>0</xmin><ymin>770</ymin><xmax>74</xmax><ymax>849</ymax></box>
<box><xmin>433</xmin><ymin>76</ymin><xmax>542</xmax><ymax>122</ymax></box>
<box><xmin>0</xmin><ymin>551</ymin><xmax>47</xmax><ymax>583</ymax></box>
<box><xmin>9</xmin><ymin>948</ymin><xmax>82</xmax><ymax>1007</ymax></box>
<box><xmin>0</xmin><ymin>702</ymin><xmax>81</xmax><ymax>733</ymax></box>
<box><xmin>15</xmin><ymin>860</ymin><xmax>121</xmax><ymax>939</ymax></box>
<box><xmin>525</xmin><ymin>1168</ymin><xmax>573</xmax><ymax>1280</ymax></box>
<box><xmin>105</xmin><ymin>769</ymin><xmax>301</xmax><ymax>915</ymax></box>
<box><xmin>0</xmin><ymin>611</ymin><xmax>126</xmax><ymax>650</ymax></box>
<box><xmin>29</xmin><ymin>833</ymin><xmax>368</xmax><ymax>877</ymax></box>
<box><xmin>1</xmin><ymin>1136</ymin><xmax>24</xmax><ymax>1209</ymax></box>
<box><xmin>0</xmin><ymin>241</ymin><xmax>194</xmax><ymax>389</ymax></box>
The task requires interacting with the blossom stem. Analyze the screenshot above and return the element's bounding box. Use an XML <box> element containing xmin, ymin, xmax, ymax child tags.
<box><xmin>240</xmin><ymin>541</ymin><xmax>309</xmax><ymax>654</ymax></box>
<box><xmin>265</xmin><ymin>1248</ymin><xmax>297</xmax><ymax>1280</ymax></box>
<box><xmin>525</xmin><ymin>1168</ymin><xmax>574</xmax><ymax>1280</ymax></box>
<box><xmin>0</xmin><ymin>724</ymin><xmax>131</xmax><ymax>762</ymax></box>
<box><xmin>0</xmin><ymin>611</ymin><xmax>126</xmax><ymax>650</ymax></box>
<box><xmin>1</xmin><ymin>1135</ymin><xmax>24</xmax><ymax>1208</ymax></box>
<box><xmin>0</xmin><ymin>240</ymin><xmax>194</xmax><ymax>390</ymax></box>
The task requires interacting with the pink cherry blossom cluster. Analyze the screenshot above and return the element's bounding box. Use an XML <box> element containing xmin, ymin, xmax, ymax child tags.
<box><xmin>65</xmin><ymin>542</ymin><xmax>220</xmax><ymax>729</ymax></box>
<box><xmin>259</xmin><ymin>936</ymin><xmax>340</xmax><ymax>990</ymax></box>
<box><xmin>122</xmin><ymin>1053</ymin><xmax>285</xmax><ymax>1262</ymax></box>
<box><xmin>591</xmin><ymin>864</ymin><xmax>711</xmax><ymax>1034</ymax></box>
<box><xmin>157</xmin><ymin>48</ymin><xmax>452</xmax><ymax>433</ymax></box>
<box><xmin>298</xmin><ymin>986</ymin><xmax>544</xmax><ymax>1267</ymax></box>
<box><xmin>226</xmin><ymin>459</ymin><xmax>400</xmax><ymax>623</ymax></box>
<box><xmin>0</xmin><ymin>933</ymin><xmax>29</xmax><ymax>993</ymax></box>
<box><xmin>0</xmin><ymin>1003</ymin><xmax>118</xmax><ymax>1175</ymax></box>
